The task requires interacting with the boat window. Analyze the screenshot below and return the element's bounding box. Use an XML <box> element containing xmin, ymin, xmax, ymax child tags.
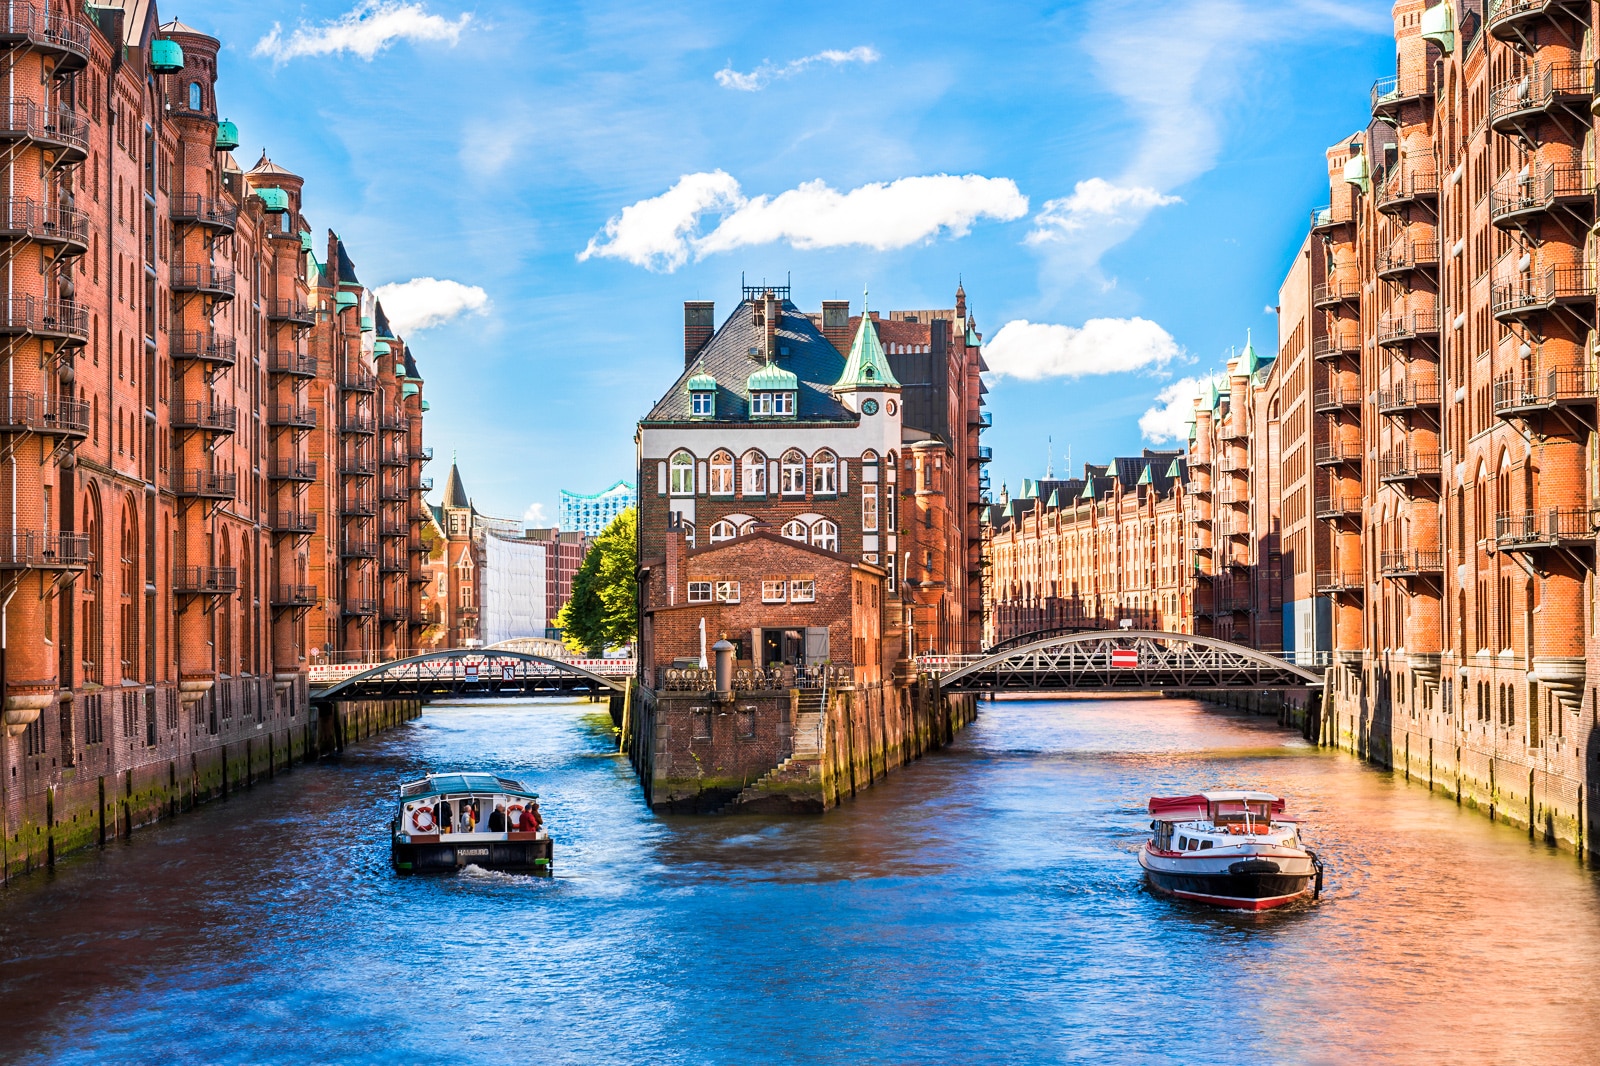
<box><xmin>1199</xmin><ymin>840</ymin><xmax>1213</xmax><ymax>850</ymax></box>
<box><xmin>1176</xmin><ymin>835</ymin><xmax>1187</xmax><ymax>850</ymax></box>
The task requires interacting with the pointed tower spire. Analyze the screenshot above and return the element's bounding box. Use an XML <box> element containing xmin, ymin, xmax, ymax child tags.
<box><xmin>834</xmin><ymin>289</ymin><xmax>901</xmax><ymax>391</ymax></box>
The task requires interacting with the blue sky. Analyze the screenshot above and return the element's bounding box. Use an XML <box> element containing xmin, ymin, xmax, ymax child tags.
<box><xmin>199</xmin><ymin>0</ymin><xmax>1396</xmax><ymax>522</ymax></box>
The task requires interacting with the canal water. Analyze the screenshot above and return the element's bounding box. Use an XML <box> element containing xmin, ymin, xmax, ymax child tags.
<box><xmin>2</xmin><ymin>695</ymin><xmax>1598</xmax><ymax>1064</ymax></box>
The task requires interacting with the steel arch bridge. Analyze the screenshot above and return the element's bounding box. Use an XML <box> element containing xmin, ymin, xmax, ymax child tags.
<box><xmin>933</xmin><ymin>630</ymin><xmax>1324</xmax><ymax>693</ymax></box>
<box><xmin>311</xmin><ymin>649</ymin><xmax>628</xmax><ymax>705</ymax></box>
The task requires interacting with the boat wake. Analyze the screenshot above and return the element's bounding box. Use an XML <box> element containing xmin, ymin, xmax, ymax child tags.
<box><xmin>459</xmin><ymin>863</ymin><xmax>547</xmax><ymax>885</ymax></box>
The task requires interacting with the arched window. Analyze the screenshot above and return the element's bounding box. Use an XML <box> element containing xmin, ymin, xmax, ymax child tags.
<box><xmin>708</xmin><ymin>450</ymin><xmax>735</xmax><ymax>495</ymax></box>
<box><xmin>681</xmin><ymin>521</ymin><xmax>696</xmax><ymax>548</ymax></box>
<box><xmin>780</xmin><ymin>450</ymin><xmax>806</xmax><ymax>496</ymax></box>
<box><xmin>120</xmin><ymin>499</ymin><xmax>139</xmax><ymax>679</ymax></box>
<box><xmin>810</xmin><ymin>519</ymin><xmax>839</xmax><ymax>552</ymax></box>
<box><xmin>709</xmin><ymin>520</ymin><xmax>739</xmax><ymax>543</ymax></box>
<box><xmin>741</xmin><ymin>450</ymin><xmax>767</xmax><ymax>496</ymax></box>
<box><xmin>669</xmin><ymin>451</ymin><xmax>695</xmax><ymax>496</ymax></box>
<box><xmin>82</xmin><ymin>491</ymin><xmax>102</xmax><ymax>684</ymax></box>
<box><xmin>812</xmin><ymin>450</ymin><xmax>837</xmax><ymax>495</ymax></box>
<box><xmin>188</xmin><ymin>82</ymin><xmax>202</xmax><ymax>112</ymax></box>
<box><xmin>781</xmin><ymin>519</ymin><xmax>808</xmax><ymax>542</ymax></box>
<box><xmin>219</xmin><ymin>539</ymin><xmax>233</xmax><ymax>676</ymax></box>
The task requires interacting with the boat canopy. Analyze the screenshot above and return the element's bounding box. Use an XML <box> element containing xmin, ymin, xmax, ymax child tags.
<box><xmin>399</xmin><ymin>772</ymin><xmax>539</xmax><ymax>801</ymax></box>
<box><xmin>1148</xmin><ymin>792</ymin><xmax>1286</xmax><ymax>822</ymax></box>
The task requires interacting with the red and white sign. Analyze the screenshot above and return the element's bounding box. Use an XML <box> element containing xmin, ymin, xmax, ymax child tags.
<box><xmin>1111</xmin><ymin>649</ymin><xmax>1139</xmax><ymax>669</ymax></box>
<box><xmin>502</xmin><ymin>664</ymin><xmax>515</xmax><ymax>681</ymax></box>
<box><xmin>464</xmin><ymin>663</ymin><xmax>480</xmax><ymax>681</ymax></box>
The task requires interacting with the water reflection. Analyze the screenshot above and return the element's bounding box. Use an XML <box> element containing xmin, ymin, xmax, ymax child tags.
<box><xmin>0</xmin><ymin>695</ymin><xmax>1596</xmax><ymax>1064</ymax></box>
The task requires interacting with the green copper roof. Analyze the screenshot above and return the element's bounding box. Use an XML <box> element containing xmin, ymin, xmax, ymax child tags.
<box><xmin>215</xmin><ymin>120</ymin><xmax>240</xmax><ymax>152</ymax></box>
<box><xmin>1421</xmin><ymin>1</ymin><xmax>1454</xmax><ymax>52</ymax></box>
<box><xmin>335</xmin><ymin>291</ymin><xmax>359</xmax><ymax>310</ymax></box>
<box><xmin>1203</xmin><ymin>380</ymin><xmax>1221</xmax><ymax>411</ymax></box>
<box><xmin>150</xmin><ymin>39</ymin><xmax>184</xmax><ymax>73</ymax></box>
<box><xmin>747</xmin><ymin>362</ymin><xmax>798</xmax><ymax>390</ymax></box>
<box><xmin>835</xmin><ymin>310</ymin><xmax>901</xmax><ymax>390</ymax></box>
<box><xmin>1046</xmin><ymin>489</ymin><xmax>1060</xmax><ymax>508</ymax></box>
<box><xmin>256</xmin><ymin>187</ymin><xmax>290</xmax><ymax>213</ymax></box>
<box><xmin>1137</xmin><ymin>464</ymin><xmax>1153</xmax><ymax>486</ymax></box>
<box><xmin>1166</xmin><ymin>458</ymin><xmax>1183</xmax><ymax>478</ymax></box>
<box><xmin>1343</xmin><ymin>148</ymin><xmax>1370</xmax><ymax>194</ymax></box>
<box><xmin>360</xmin><ymin>315</ymin><xmax>375</xmax><ymax>332</ymax></box>
<box><xmin>299</xmin><ymin>230</ymin><xmax>314</xmax><ymax>253</ymax></box>
<box><xmin>402</xmin><ymin>382</ymin><xmax>420</xmax><ymax>398</ymax></box>
<box><xmin>966</xmin><ymin>326</ymin><xmax>981</xmax><ymax>347</ymax></box>
<box><xmin>1080</xmin><ymin>479</ymin><xmax>1096</xmax><ymax>500</ymax></box>
<box><xmin>420</xmin><ymin>400</ymin><xmax>430</xmax><ymax>412</ymax></box>
<box><xmin>686</xmin><ymin>371</ymin><xmax>718</xmax><ymax>391</ymax></box>
<box><xmin>374</xmin><ymin>340</ymin><xmax>392</xmax><ymax>355</ymax></box>
<box><xmin>1188</xmin><ymin>420</ymin><xmax>1197</xmax><ymax>442</ymax></box>
<box><xmin>394</xmin><ymin>362</ymin><xmax>406</xmax><ymax>375</ymax></box>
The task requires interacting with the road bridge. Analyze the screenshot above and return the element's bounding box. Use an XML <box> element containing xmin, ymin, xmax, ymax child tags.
<box><xmin>310</xmin><ymin>649</ymin><xmax>631</xmax><ymax>706</ymax></box>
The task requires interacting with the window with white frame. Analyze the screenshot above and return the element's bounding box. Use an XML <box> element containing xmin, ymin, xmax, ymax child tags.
<box><xmin>789</xmin><ymin>579</ymin><xmax>815</xmax><ymax>602</ymax></box>
<box><xmin>709</xmin><ymin>520</ymin><xmax>738</xmax><ymax>543</ymax></box>
<box><xmin>750</xmin><ymin>392</ymin><xmax>772</xmax><ymax>416</ymax></box>
<box><xmin>781</xmin><ymin>519</ymin><xmax>808</xmax><ymax>542</ymax></box>
<box><xmin>762</xmin><ymin>579</ymin><xmax>786</xmax><ymax>602</ymax></box>
<box><xmin>812</xmin><ymin>449</ymin><xmax>838</xmax><ymax>495</ymax></box>
<box><xmin>773</xmin><ymin>391</ymin><xmax>795</xmax><ymax>415</ymax></box>
<box><xmin>709</xmin><ymin>450</ymin><xmax>734</xmax><ymax>495</ymax></box>
<box><xmin>688</xmin><ymin>581</ymin><xmax>713</xmax><ymax>603</ymax></box>
<box><xmin>690</xmin><ymin>390</ymin><xmax>714</xmax><ymax>416</ymax></box>
<box><xmin>862</xmin><ymin>486</ymin><xmax>879</xmax><ymax>532</ymax></box>
<box><xmin>780</xmin><ymin>450</ymin><xmax>806</xmax><ymax>495</ymax></box>
<box><xmin>669</xmin><ymin>451</ymin><xmax>695</xmax><ymax>495</ymax></box>
<box><xmin>810</xmin><ymin>519</ymin><xmax>838</xmax><ymax>552</ymax></box>
<box><xmin>714</xmin><ymin>580</ymin><xmax>740</xmax><ymax>603</ymax></box>
<box><xmin>742</xmin><ymin>450</ymin><xmax>766</xmax><ymax>496</ymax></box>
<box><xmin>681</xmin><ymin>521</ymin><xmax>696</xmax><ymax>548</ymax></box>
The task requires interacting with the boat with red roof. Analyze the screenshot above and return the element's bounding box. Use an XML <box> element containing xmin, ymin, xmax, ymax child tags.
<box><xmin>1138</xmin><ymin>791</ymin><xmax>1322</xmax><ymax>911</ymax></box>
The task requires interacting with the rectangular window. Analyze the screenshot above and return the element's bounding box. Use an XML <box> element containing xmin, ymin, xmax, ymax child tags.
<box><xmin>737</xmin><ymin>709</ymin><xmax>756</xmax><ymax>738</ymax></box>
<box><xmin>715</xmin><ymin>580</ymin><xmax>740</xmax><ymax>603</ymax></box>
<box><xmin>688</xmin><ymin>581</ymin><xmax>713</xmax><ymax>603</ymax></box>
<box><xmin>774</xmin><ymin>392</ymin><xmax>794</xmax><ymax>415</ymax></box>
<box><xmin>789</xmin><ymin>579</ymin><xmax>815</xmax><ymax>603</ymax></box>
<box><xmin>691</xmin><ymin>392</ymin><xmax>713</xmax><ymax>416</ymax></box>
<box><xmin>750</xmin><ymin>392</ymin><xmax>772</xmax><ymax>416</ymax></box>
<box><xmin>762</xmin><ymin>579</ymin><xmax>786</xmax><ymax>603</ymax></box>
<box><xmin>862</xmin><ymin>487</ymin><xmax>879</xmax><ymax>532</ymax></box>
<box><xmin>692</xmin><ymin>708</ymin><xmax>712</xmax><ymax>739</ymax></box>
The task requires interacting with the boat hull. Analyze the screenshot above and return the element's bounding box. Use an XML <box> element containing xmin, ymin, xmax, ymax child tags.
<box><xmin>1139</xmin><ymin>847</ymin><xmax>1315</xmax><ymax>911</ymax></box>
<box><xmin>392</xmin><ymin>836</ymin><xmax>553</xmax><ymax>875</ymax></box>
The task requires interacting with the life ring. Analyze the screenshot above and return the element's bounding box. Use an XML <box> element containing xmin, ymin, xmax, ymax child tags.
<box><xmin>410</xmin><ymin>805</ymin><xmax>436</xmax><ymax>833</ymax></box>
<box><xmin>507</xmin><ymin>803</ymin><xmax>524</xmax><ymax>820</ymax></box>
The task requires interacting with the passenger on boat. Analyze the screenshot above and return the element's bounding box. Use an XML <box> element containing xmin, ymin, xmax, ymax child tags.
<box><xmin>433</xmin><ymin>799</ymin><xmax>452</xmax><ymax>835</ymax></box>
<box><xmin>518</xmin><ymin>805</ymin><xmax>541</xmax><ymax>833</ymax></box>
<box><xmin>456</xmin><ymin>802</ymin><xmax>476</xmax><ymax>833</ymax></box>
<box><xmin>488</xmin><ymin>804</ymin><xmax>507</xmax><ymax>832</ymax></box>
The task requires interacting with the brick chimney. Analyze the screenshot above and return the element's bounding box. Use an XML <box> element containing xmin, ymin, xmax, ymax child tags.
<box><xmin>763</xmin><ymin>290</ymin><xmax>779</xmax><ymax>358</ymax></box>
<box><xmin>821</xmin><ymin>299</ymin><xmax>851</xmax><ymax>353</ymax></box>
<box><xmin>684</xmin><ymin>301</ymin><xmax>714</xmax><ymax>366</ymax></box>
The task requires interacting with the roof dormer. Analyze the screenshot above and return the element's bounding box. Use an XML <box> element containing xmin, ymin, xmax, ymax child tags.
<box><xmin>686</xmin><ymin>367</ymin><xmax>718</xmax><ymax>419</ymax></box>
<box><xmin>747</xmin><ymin>362</ymin><xmax>798</xmax><ymax>420</ymax></box>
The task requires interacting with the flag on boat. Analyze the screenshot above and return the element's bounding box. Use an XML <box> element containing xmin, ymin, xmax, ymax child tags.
<box><xmin>1111</xmin><ymin>648</ymin><xmax>1139</xmax><ymax>669</ymax></box>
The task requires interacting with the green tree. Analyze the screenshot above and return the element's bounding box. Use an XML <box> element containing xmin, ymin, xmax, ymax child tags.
<box><xmin>557</xmin><ymin>507</ymin><xmax>636</xmax><ymax>654</ymax></box>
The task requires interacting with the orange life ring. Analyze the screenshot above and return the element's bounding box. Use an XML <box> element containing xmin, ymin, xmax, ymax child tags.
<box><xmin>507</xmin><ymin>803</ymin><xmax>524</xmax><ymax>820</ymax></box>
<box><xmin>411</xmin><ymin>805</ymin><xmax>436</xmax><ymax>833</ymax></box>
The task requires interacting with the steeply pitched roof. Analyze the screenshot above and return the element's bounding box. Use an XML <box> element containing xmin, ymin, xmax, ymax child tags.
<box><xmin>835</xmin><ymin>313</ymin><xmax>902</xmax><ymax>389</ymax></box>
<box><xmin>335</xmin><ymin>240</ymin><xmax>360</xmax><ymax>285</ymax></box>
<box><xmin>441</xmin><ymin>461</ymin><xmax>470</xmax><ymax>509</ymax></box>
<box><xmin>248</xmin><ymin>153</ymin><xmax>299</xmax><ymax>178</ymax></box>
<box><xmin>643</xmin><ymin>299</ymin><xmax>856</xmax><ymax>423</ymax></box>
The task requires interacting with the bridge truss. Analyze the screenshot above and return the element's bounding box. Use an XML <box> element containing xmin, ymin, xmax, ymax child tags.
<box><xmin>311</xmin><ymin>649</ymin><xmax>628</xmax><ymax>705</ymax></box>
<box><xmin>933</xmin><ymin>630</ymin><xmax>1324</xmax><ymax>693</ymax></box>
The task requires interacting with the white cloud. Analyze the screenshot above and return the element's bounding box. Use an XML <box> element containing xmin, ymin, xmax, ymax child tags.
<box><xmin>523</xmin><ymin>502</ymin><xmax>550</xmax><ymax>527</ymax></box>
<box><xmin>715</xmin><ymin>46</ymin><xmax>880</xmax><ymax>91</ymax></box>
<box><xmin>372</xmin><ymin>277</ymin><xmax>490</xmax><ymax>334</ymax></box>
<box><xmin>1027</xmin><ymin>178</ymin><xmax>1181</xmax><ymax>244</ymax></box>
<box><xmin>984</xmin><ymin>317</ymin><xmax>1180</xmax><ymax>381</ymax></box>
<box><xmin>1139</xmin><ymin>376</ymin><xmax>1208</xmax><ymax>443</ymax></box>
<box><xmin>581</xmin><ymin>172</ymin><xmax>1026</xmax><ymax>272</ymax></box>
<box><xmin>254</xmin><ymin>1</ymin><xmax>471</xmax><ymax>64</ymax></box>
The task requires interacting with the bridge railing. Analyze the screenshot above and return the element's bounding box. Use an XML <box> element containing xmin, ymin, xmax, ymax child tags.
<box><xmin>310</xmin><ymin>656</ymin><xmax>634</xmax><ymax>685</ymax></box>
<box><xmin>916</xmin><ymin>640</ymin><xmax>1330</xmax><ymax>678</ymax></box>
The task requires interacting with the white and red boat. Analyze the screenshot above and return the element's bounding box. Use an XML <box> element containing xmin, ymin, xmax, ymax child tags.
<box><xmin>1138</xmin><ymin>791</ymin><xmax>1323</xmax><ymax>911</ymax></box>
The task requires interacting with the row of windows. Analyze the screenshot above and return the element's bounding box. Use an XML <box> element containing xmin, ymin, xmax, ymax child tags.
<box><xmin>686</xmin><ymin>579</ymin><xmax>817</xmax><ymax>604</ymax></box>
<box><xmin>666</xmin><ymin>448</ymin><xmax>893</xmax><ymax>498</ymax></box>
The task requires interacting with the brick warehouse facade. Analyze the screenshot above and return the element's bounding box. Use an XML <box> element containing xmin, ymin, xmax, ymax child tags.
<box><xmin>1</xmin><ymin>5</ymin><xmax>430</xmax><ymax>879</ymax></box>
<box><xmin>630</xmin><ymin>281</ymin><xmax>983</xmax><ymax>812</ymax></box>
<box><xmin>987</xmin><ymin>0</ymin><xmax>1600</xmax><ymax>857</ymax></box>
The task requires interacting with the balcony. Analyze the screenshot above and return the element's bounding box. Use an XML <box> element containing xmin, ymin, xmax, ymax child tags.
<box><xmin>341</xmin><ymin>371</ymin><xmax>377</xmax><ymax>394</ymax></box>
<box><xmin>1493</xmin><ymin>367</ymin><xmax>1597</xmax><ymax>418</ymax></box>
<box><xmin>340</xmin><ymin>538</ymin><xmax>378</xmax><ymax>560</ymax></box>
<box><xmin>380</xmin><ymin>482</ymin><xmax>408</xmax><ymax>502</ymax></box>
<box><xmin>1312</xmin><ymin>331</ymin><xmax>1360</xmax><ymax>361</ymax></box>
<box><xmin>1489</xmin><ymin>64</ymin><xmax>1594</xmax><ymax>135</ymax></box>
<box><xmin>0</xmin><ymin>5</ymin><xmax>92</xmax><ymax>70</ymax></box>
<box><xmin>342</xmin><ymin>495</ymin><xmax>377</xmax><ymax>517</ymax></box>
<box><xmin>381</xmin><ymin>447</ymin><xmax>407</xmax><ymax>467</ymax></box>
<box><xmin>381</xmin><ymin>604</ymin><xmax>409</xmax><ymax>623</ymax></box>
<box><xmin>408</xmin><ymin>538</ymin><xmax>429</xmax><ymax>556</ymax></box>
<box><xmin>273</xmin><ymin>584</ymin><xmax>318</xmax><ymax>609</ymax></box>
<box><xmin>1376</xmin><ymin>308</ymin><xmax>1440</xmax><ymax>348</ymax></box>
<box><xmin>1313</xmin><ymin>385</ymin><xmax>1361</xmax><ymax>413</ymax></box>
<box><xmin>380</xmin><ymin>515</ymin><xmax>409</xmax><ymax>537</ymax></box>
<box><xmin>1370</xmin><ymin>69</ymin><xmax>1434</xmax><ymax>118</ymax></box>
<box><xmin>1376</xmin><ymin>379</ymin><xmax>1441</xmax><ymax>415</ymax></box>
<box><xmin>266</xmin><ymin>298</ymin><xmax>315</xmax><ymax>326</ymax></box>
<box><xmin>0</xmin><ymin>391</ymin><xmax>87</xmax><ymax>438</ymax></box>
<box><xmin>1375</xmin><ymin>238</ymin><xmax>1440</xmax><ymax>279</ymax></box>
<box><xmin>1375</xmin><ymin>169</ymin><xmax>1438</xmax><ymax>216</ymax></box>
<box><xmin>172</xmin><ymin>330</ymin><xmax>237</xmax><ymax>368</ymax></box>
<box><xmin>419</xmin><ymin>476</ymin><xmax>434</xmax><ymax>493</ymax></box>
<box><xmin>0</xmin><ymin>530</ymin><xmax>89</xmax><ymax>570</ymax></box>
<box><xmin>0</xmin><ymin>198</ymin><xmax>88</xmax><ymax>254</ymax></box>
<box><xmin>170</xmin><ymin>193</ymin><xmax>238</xmax><ymax>234</ymax></box>
<box><xmin>172</xmin><ymin>469</ymin><xmax>237</xmax><ymax>500</ymax></box>
<box><xmin>342</xmin><ymin>598</ymin><xmax>378</xmax><ymax>617</ymax></box>
<box><xmin>1315</xmin><ymin>570</ymin><xmax>1364</xmax><ymax>594</ymax></box>
<box><xmin>1495</xmin><ymin>508</ymin><xmax>1592</xmax><ymax>550</ymax></box>
<box><xmin>1315</xmin><ymin>494</ymin><xmax>1362</xmax><ymax>521</ymax></box>
<box><xmin>1314</xmin><ymin>441</ymin><xmax>1362</xmax><ymax>466</ymax></box>
<box><xmin>0</xmin><ymin>98</ymin><xmax>88</xmax><ymax>160</ymax></box>
<box><xmin>171</xmin><ymin>399</ymin><xmax>238</xmax><ymax>435</ymax></box>
<box><xmin>414</xmin><ymin>445</ymin><xmax>434</xmax><ymax>463</ymax></box>
<box><xmin>1491</xmin><ymin>266</ymin><xmax>1596</xmax><ymax>324</ymax></box>
<box><xmin>1379</xmin><ymin>549</ymin><xmax>1445</xmax><ymax>577</ymax></box>
<box><xmin>1487</xmin><ymin>0</ymin><xmax>1591</xmax><ymax>46</ymax></box>
<box><xmin>341</xmin><ymin>455</ymin><xmax>377</xmax><ymax>477</ymax></box>
<box><xmin>1377</xmin><ymin>449</ymin><xmax>1442</xmax><ymax>483</ymax></box>
<box><xmin>408</xmin><ymin>568</ymin><xmax>429</xmax><ymax>586</ymax></box>
<box><xmin>1218</xmin><ymin>453</ymin><xmax>1247</xmax><ymax>473</ymax></box>
<box><xmin>976</xmin><ymin>445</ymin><xmax>993</xmax><ymax>463</ymax></box>
<box><xmin>1489</xmin><ymin>164</ymin><xmax>1594</xmax><ymax>229</ymax></box>
<box><xmin>1311</xmin><ymin>280</ymin><xmax>1360</xmax><ymax>309</ymax></box>
<box><xmin>379</xmin><ymin>412</ymin><xmax>409</xmax><ymax>432</ymax></box>
<box><xmin>380</xmin><ymin>552</ymin><xmax>408</xmax><ymax>573</ymax></box>
<box><xmin>171</xmin><ymin>262</ymin><xmax>236</xmax><ymax>299</ymax></box>
<box><xmin>341</xmin><ymin>415</ymin><xmax>376</xmax><ymax>436</ymax></box>
<box><xmin>269</xmin><ymin>458</ymin><xmax>316</xmax><ymax>482</ymax></box>
<box><xmin>0</xmin><ymin>295</ymin><xmax>87</xmax><ymax>344</ymax></box>
<box><xmin>268</xmin><ymin>405</ymin><xmax>317</xmax><ymax>429</ymax></box>
<box><xmin>174</xmin><ymin>566</ymin><xmax>238</xmax><ymax>596</ymax></box>
<box><xmin>270</xmin><ymin>510</ymin><xmax>317</xmax><ymax>536</ymax></box>
<box><xmin>267</xmin><ymin>349</ymin><xmax>317</xmax><ymax>378</ymax></box>
<box><xmin>1309</xmin><ymin>202</ymin><xmax>1353</xmax><ymax>232</ymax></box>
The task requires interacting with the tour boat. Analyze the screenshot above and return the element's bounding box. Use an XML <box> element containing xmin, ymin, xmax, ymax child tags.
<box><xmin>391</xmin><ymin>771</ymin><xmax>552</xmax><ymax>875</ymax></box>
<box><xmin>1138</xmin><ymin>791</ymin><xmax>1322</xmax><ymax>911</ymax></box>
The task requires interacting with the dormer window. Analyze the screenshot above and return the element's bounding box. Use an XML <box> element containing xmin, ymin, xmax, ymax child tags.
<box><xmin>750</xmin><ymin>390</ymin><xmax>795</xmax><ymax>417</ymax></box>
<box><xmin>690</xmin><ymin>390</ymin><xmax>714</xmax><ymax>417</ymax></box>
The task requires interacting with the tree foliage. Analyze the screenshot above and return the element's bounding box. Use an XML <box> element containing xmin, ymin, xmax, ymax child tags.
<box><xmin>557</xmin><ymin>507</ymin><xmax>637</xmax><ymax>654</ymax></box>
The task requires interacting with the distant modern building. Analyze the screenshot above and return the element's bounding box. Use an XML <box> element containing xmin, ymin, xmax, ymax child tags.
<box><xmin>560</xmin><ymin>481</ymin><xmax>635</xmax><ymax>536</ymax></box>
